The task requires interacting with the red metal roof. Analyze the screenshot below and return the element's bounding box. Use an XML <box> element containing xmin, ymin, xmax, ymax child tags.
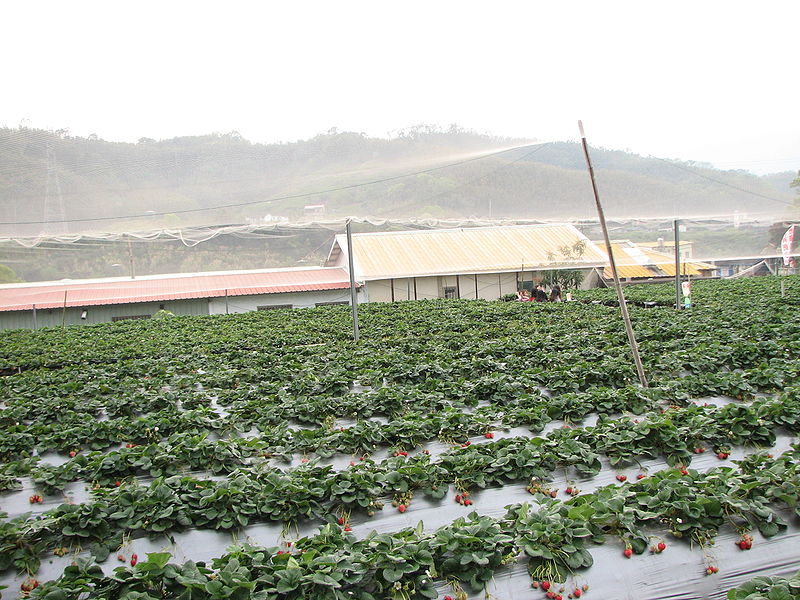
<box><xmin>0</xmin><ymin>267</ymin><xmax>356</xmax><ymax>312</ymax></box>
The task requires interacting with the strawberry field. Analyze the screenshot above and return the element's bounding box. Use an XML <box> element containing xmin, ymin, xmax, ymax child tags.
<box><xmin>1</xmin><ymin>276</ymin><xmax>800</xmax><ymax>599</ymax></box>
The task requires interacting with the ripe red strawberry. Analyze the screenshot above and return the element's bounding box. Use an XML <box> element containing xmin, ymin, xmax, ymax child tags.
<box><xmin>717</xmin><ymin>452</ymin><xmax>729</xmax><ymax>459</ymax></box>
<box><xmin>574</xmin><ymin>589</ymin><xmax>582</xmax><ymax>598</ymax></box>
<box><xmin>349</xmin><ymin>461</ymin><xmax>355</xmax><ymax>466</ymax></box>
<box><xmin>398</xmin><ymin>504</ymin><xmax>406</xmax><ymax>513</ymax></box>
<box><xmin>680</xmin><ymin>468</ymin><xmax>689</xmax><ymax>475</ymax></box>
<box><xmin>464</xmin><ymin>499</ymin><xmax>472</xmax><ymax>506</ymax></box>
<box><xmin>338</xmin><ymin>517</ymin><xmax>345</xmax><ymax>525</ymax></box>
<box><xmin>657</xmin><ymin>541</ymin><xmax>666</xmax><ymax>552</ymax></box>
<box><xmin>115</xmin><ymin>481</ymin><xmax>121</xmax><ymax>487</ymax></box>
<box><xmin>117</xmin><ymin>553</ymin><xmax>126</xmax><ymax>562</ymax></box>
<box><xmin>738</xmin><ymin>540</ymin><xmax>748</xmax><ymax>550</ymax></box>
<box><xmin>636</xmin><ymin>473</ymin><xmax>646</xmax><ymax>479</ymax></box>
<box><xmin>69</xmin><ymin>450</ymin><xmax>77</xmax><ymax>458</ymax></box>
<box><xmin>541</xmin><ymin>581</ymin><xmax>551</xmax><ymax>591</ymax></box>
<box><xmin>555</xmin><ymin>595</ymin><xmax>563</xmax><ymax>600</ymax></box>
<box><xmin>344</xmin><ymin>525</ymin><xmax>352</xmax><ymax>532</ymax></box>
<box><xmin>624</xmin><ymin>548</ymin><xmax>633</xmax><ymax>558</ymax></box>
<box><xmin>546</xmin><ymin>592</ymin><xmax>555</xmax><ymax>599</ymax></box>
<box><xmin>286</xmin><ymin>542</ymin><xmax>292</xmax><ymax>547</ymax></box>
<box><xmin>455</xmin><ymin>494</ymin><xmax>462</xmax><ymax>503</ymax></box>
<box><xmin>565</xmin><ymin>487</ymin><xmax>573</xmax><ymax>495</ymax></box>
<box><xmin>444</xmin><ymin>596</ymin><xmax>453</xmax><ymax>600</ymax></box>
<box><xmin>130</xmin><ymin>553</ymin><xmax>138</xmax><ymax>566</ymax></box>
<box><xmin>616</xmin><ymin>474</ymin><xmax>627</xmax><ymax>482</ymax></box>
<box><xmin>485</xmin><ymin>432</ymin><xmax>494</xmax><ymax>439</ymax></box>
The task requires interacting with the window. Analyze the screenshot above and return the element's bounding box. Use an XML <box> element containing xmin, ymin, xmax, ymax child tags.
<box><xmin>257</xmin><ymin>304</ymin><xmax>293</xmax><ymax>310</ymax></box>
<box><xmin>111</xmin><ymin>315</ymin><xmax>151</xmax><ymax>322</ymax></box>
<box><xmin>443</xmin><ymin>286</ymin><xmax>457</xmax><ymax>299</ymax></box>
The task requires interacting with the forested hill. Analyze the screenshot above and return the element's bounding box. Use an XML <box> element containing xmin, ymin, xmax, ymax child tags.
<box><xmin>0</xmin><ymin>126</ymin><xmax>795</xmax><ymax>237</ymax></box>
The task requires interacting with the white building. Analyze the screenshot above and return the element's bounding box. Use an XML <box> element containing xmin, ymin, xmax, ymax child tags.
<box><xmin>0</xmin><ymin>266</ymin><xmax>360</xmax><ymax>330</ymax></box>
<box><xmin>325</xmin><ymin>224</ymin><xmax>608</xmax><ymax>302</ymax></box>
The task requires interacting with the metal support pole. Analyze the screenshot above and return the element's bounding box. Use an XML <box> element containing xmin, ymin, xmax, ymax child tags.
<box><xmin>224</xmin><ymin>289</ymin><xmax>229</xmax><ymax>315</ymax></box>
<box><xmin>674</xmin><ymin>220</ymin><xmax>681</xmax><ymax>310</ymax></box>
<box><xmin>32</xmin><ymin>304</ymin><xmax>37</xmax><ymax>330</ymax></box>
<box><xmin>345</xmin><ymin>220</ymin><xmax>360</xmax><ymax>342</ymax></box>
<box><xmin>579</xmin><ymin>121</ymin><xmax>648</xmax><ymax>387</ymax></box>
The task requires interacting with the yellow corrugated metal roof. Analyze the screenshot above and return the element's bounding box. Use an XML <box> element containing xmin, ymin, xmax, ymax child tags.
<box><xmin>599</xmin><ymin>241</ymin><xmax>715</xmax><ymax>279</ymax></box>
<box><xmin>337</xmin><ymin>224</ymin><xmax>608</xmax><ymax>280</ymax></box>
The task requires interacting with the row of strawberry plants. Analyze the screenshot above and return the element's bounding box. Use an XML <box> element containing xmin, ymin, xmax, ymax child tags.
<box><xmin>14</xmin><ymin>383</ymin><xmax>800</xmax><ymax>497</ymax></box>
<box><xmin>3</xmin><ymin>388</ymin><xmax>798</xmax><ymax>578</ymax></box>
<box><xmin>22</xmin><ymin>451</ymin><xmax>800</xmax><ymax>600</ymax></box>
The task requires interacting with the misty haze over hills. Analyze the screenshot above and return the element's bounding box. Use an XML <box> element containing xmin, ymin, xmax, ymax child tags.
<box><xmin>0</xmin><ymin>126</ymin><xmax>795</xmax><ymax>239</ymax></box>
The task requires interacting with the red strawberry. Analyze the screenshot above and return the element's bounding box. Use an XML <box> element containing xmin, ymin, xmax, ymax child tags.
<box><xmin>636</xmin><ymin>473</ymin><xmax>646</xmax><ymax>479</ymax></box>
<box><xmin>680</xmin><ymin>468</ymin><xmax>689</xmax><ymax>475</ymax></box>
<box><xmin>485</xmin><ymin>432</ymin><xmax>494</xmax><ymax>439</ymax></box>
<box><xmin>546</xmin><ymin>592</ymin><xmax>555</xmax><ymax>599</ymax></box>
<box><xmin>574</xmin><ymin>589</ymin><xmax>582</xmax><ymax>598</ymax></box>
<box><xmin>286</xmin><ymin>542</ymin><xmax>292</xmax><ymax>547</ymax></box>
<box><xmin>130</xmin><ymin>553</ymin><xmax>138</xmax><ymax>566</ymax></box>
<box><xmin>69</xmin><ymin>450</ymin><xmax>77</xmax><ymax>458</ymax></box>
<box><xmin>541</xmin><ymin>581</ymin><xmax>551</xmax><ymax>591</ymax></box>
<box><xmin>738</xmin><ymin>540</ymin><xmax>749</xmax><ymax>550</ymax></box>
<box><xmin>349</xmin><ymin>461</ymin><xmax>355</xmax><ymax>466</ymax></box>
<box><xmin>555</xmin><ymin>595</ymin><xmax>563</xmax><ymax>600</ymax></box>
<box><xmin>464</xmin><ymin>499</ymin><xmax>472</xmax><ymax>506</ymax></box>
<box><xmin>454</xmin><ymin>494</ymin><xmax>462</xmax><ymax>503</ymax></box>
<box><xmin>565</xmin><ymin>487</ymin><xmax>573</xmax><ymax>495</ymax></box>
<box><xmin>344</xmin><ymin>525</ymin><xmax>352</xmax><ymax>532</ymax></box>
<box><xmin>337</xmin><ymin>517</ymin><xmax>345</xmax><ymax>525</ymax></box>
<box><xmin>624</xmin><ymin>548</ymin><xmax>633</xmax><ymax>558</ymax></box>
<box><xmin>616</xmin><ymin>474</ymin><xmax>627</xmax><ymax>482</ymax></box>
<box><xmin>115</xmin><ymin>481</ymin><xmax>121</xmax><ymax>487</ymax></box>
<box><xmin>717</xmin><ymin>452</ymin><xmax>729</xmax><ymax>459</ymax></box>
<box><xmin>398</xmin><ymin>504</ymin><xmax>406</xmax><ymax>513</ymax></box>
<box><xmin>444</xmin><ymin>596</ymin><xmax>453</xmax><ymax>600</ymax></box>
<box><xmin>117</xmin><ymin>554</ymin><xmax>126</xmax><ymax>562</ymax></box>
<box><xmin>657</xmin><ymin>541</ymin><xmax>666</xmax><ymax>552</ymax></box>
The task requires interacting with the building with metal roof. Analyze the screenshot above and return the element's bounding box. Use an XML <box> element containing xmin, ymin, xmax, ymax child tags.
<box><xmin>596</xmin><ymin>241</ymin><xmax>717</xmax><ymax>282</ymax></box>
<box><xmin>325</xmin><ymin>224</ymin><xmax>608</xmax><ymax>302</ymax></box>
<box><xmin>0</xmin><ymin>266</ymin><xmax>360</xmax><ymax>330</ymax></box>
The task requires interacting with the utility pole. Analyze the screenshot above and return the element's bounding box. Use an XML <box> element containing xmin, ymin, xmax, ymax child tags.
<box><xmin>578</xmin><ymin>121</ymin><xmax>648</xmax><ymax>387</ymax></box>
<box><xmin>127</xmin><ymin>239</ymin><xmax>136</xmax><ymax>279</ymax></box>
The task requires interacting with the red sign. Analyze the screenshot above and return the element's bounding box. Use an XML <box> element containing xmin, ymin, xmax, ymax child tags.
<box><xmin>781</xmin><ymin>225</ymin><xmax>796</xmax><ymax>267</ymax></box>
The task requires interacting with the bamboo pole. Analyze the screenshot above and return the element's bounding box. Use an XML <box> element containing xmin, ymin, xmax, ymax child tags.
<box><xmin>578</xmin><ymin>121</ymin><xmax>648</xmax><ymax>387</ymax></box>
<box><xmin>346</xmin><ymin>220</ymin><xmax>360</xmax><ymax>342</ymax></box>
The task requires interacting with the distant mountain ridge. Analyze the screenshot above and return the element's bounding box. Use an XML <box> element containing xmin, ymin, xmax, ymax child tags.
<box><xmin>0</xmin><ymin>126</ymin><xmax>795</xmax><ymax>237</ymax></box>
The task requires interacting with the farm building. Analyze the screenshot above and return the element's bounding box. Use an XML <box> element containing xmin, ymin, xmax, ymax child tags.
<box><xmin>0</xmin><ymin>266</ymin><xmax>360</xmax><ymax>330</ymax></box>
<box><xmin>590</xmin><ymin>240</ymin><xmax>717</xmax><ymax>285</ymax></box>
<box><xmin>325</xmin><ymin>223</ymin><xmax>608</xmax><ymax>302</ymax></box>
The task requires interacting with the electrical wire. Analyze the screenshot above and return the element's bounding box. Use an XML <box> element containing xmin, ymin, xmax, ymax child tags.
<box><xmin>651</xmin><ymin>156</ymin><xmax>794</xmax><ymax>206</ymax></box>
<box><xmin>0</xmin><ymin>143</ymin><xmax>544</xmax><ymax>226</ymax></box>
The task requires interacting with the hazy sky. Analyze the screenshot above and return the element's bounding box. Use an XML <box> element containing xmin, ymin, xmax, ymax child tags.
<box><xmin>2</xmin><ymin>1</ymin><xmax>798</xmax><ymax>175</ymax></box>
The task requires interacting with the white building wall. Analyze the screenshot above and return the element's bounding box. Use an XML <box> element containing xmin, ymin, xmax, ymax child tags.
<box><xmin>457</xmin><ymin>274</ymin><xmax>477</xmax><ymax>299</ymax></box>
<box><xmin>414</xmin><ymin>277</ymin><xmax>439</xmax><ymax>300</ymax></box>
<box><xmin>208</xmin><ymin>288</ymin><xmax>359</xmax><ymax>314</ymax></box>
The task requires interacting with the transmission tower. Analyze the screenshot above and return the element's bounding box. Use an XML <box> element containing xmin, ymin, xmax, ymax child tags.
<box><xmin>42</xmin><ymin>137</ymin><xmax>67</xmax><ymax>235</ymax></box>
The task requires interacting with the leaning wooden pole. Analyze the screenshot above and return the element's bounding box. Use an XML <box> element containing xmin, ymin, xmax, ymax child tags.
<box><xmin>578</xmin><ymin>121</ymin><xmax>648</xmax><ymax>387</ymax></box>
<box><xmin>674</xmin><ymin>219</ymin><xmax>682</xmax><ymax>310</ymax></box>
<box><xmin>346</xmin><ymin>219</ymin><xmax>360</xmax><ymax>342</ymax></box>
